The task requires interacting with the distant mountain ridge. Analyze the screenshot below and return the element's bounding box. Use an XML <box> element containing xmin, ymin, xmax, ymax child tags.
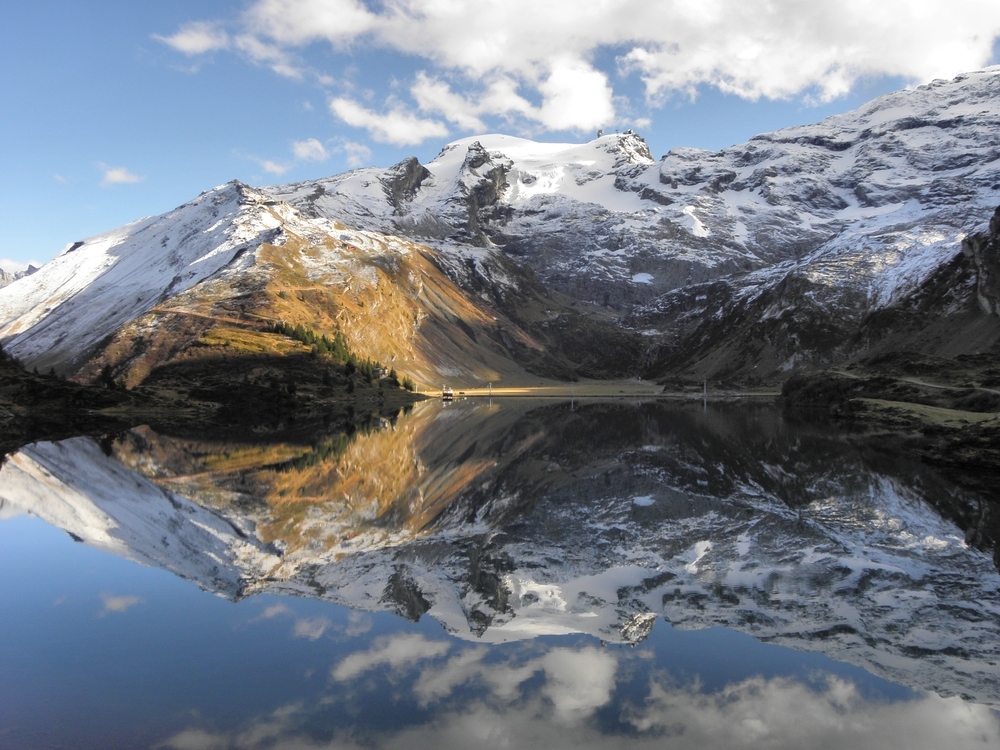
<box><xmin>2</xmin><ymin>67</ymin><xmax>1000</xmax><ymax>383</ymax></box>
<box><xmin>0</xmin><ymin>264</ymin><xmax>37</xmax><ymax>288</ymax></box>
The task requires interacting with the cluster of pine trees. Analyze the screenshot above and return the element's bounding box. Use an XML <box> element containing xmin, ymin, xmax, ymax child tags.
<box><xmin>345</xmin><ymin>356</ymin><xmax>382</xmax><ymax>382</ymax></box>
<box><xmin>266</xmin><ymin>321</ymin><xmax>415</xmax><ymax>391</ymax></box>
<box><xmin>266</xmin><ymin>321</ymin><xmax>350</xmax><ymax>360</ymax></box>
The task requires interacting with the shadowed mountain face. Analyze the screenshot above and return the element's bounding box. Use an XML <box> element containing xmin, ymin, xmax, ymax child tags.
<box><xmin>2</xmin><ymin>399</ymin><xmax>999</xmax><ymax>705</ymax></box>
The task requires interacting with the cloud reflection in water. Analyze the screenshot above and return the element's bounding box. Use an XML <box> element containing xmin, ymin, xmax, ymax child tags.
<box><xmin>158</xmin><ymin>633</ymin><xmax>1000</xmax><ymax>749</ymax></box>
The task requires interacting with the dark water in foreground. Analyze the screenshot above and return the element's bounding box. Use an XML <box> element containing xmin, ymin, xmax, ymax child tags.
<box><xmin>1</xmin><ymin>399</ymin><xmax>999</xmax><ymax>748</ymax></box>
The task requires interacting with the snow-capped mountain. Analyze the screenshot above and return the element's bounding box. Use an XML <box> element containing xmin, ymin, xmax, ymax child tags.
<box><xmin>2</xmin><ymin>67</ymin><xmax>1000</xmax><ymax>382</ymax></box>
<box><xmin>0</xmin><ymin>181</ymin><xmax>598</xmax><ymax>385</ymax></box>
<box><xmin>269</xmin><ymin>66</ymin><xmax>1000</xmax><ymax>377</ymax></box>
<box><xmin>3</xmin><ymin>400</ymin><xmax>999</xmax><ymax>705</ymax></box>
<box><xmin>270</xmin><ymin>68</ymin><xmax>1000</xmax><ymax>310</ymax></box>
<box><xmin>0</xmin><ymin>182</ymin><xmax>286</xmax><ymax>374</ymax></box>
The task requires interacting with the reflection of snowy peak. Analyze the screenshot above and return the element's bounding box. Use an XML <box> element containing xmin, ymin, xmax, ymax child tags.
<box><xmin>0</xmin><ymin>437</ymin><xmax>280</xmax><ymax>597</ymax></box>
<box><xmin>3</xmin><ymin>402</ymin><xmax>999</xmax><ymax>705</ymax></box>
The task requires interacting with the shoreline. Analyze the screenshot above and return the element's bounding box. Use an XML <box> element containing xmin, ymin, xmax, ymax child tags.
<box><xmin>423</xmin><ymin>381</ymin><xmax>781</xmax><ymax>400</ymax></box>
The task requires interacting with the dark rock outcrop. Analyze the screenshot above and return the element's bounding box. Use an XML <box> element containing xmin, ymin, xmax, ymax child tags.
<box><xmin>962</xmin><ymin>205</ymin><xmax>1000</xmax><ymax>315</ymax></box>
<box><xmin>381</xmin><ymin>156</ymin><xmax>432</xmax><ymax>212</ymax></box>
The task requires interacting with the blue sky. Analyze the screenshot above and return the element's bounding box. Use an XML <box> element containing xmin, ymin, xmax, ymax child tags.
<box><xmin>3</xmin><ymin>0</ymin><xmax>1000</xmax><ymax>271</ymax></box>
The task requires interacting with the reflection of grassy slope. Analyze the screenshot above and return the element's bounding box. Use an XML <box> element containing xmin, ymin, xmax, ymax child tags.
<box><xmin>259</xmin><ymin>402</ymin><xmax>507</xmax><ymax>556</ymax></box>
<box><xmin>108</xmin><ymin>401</ymin><xmax>541</xmax><ymax>562</ymax></box>
<box><xmin>107</xmin><ymin>397</ymin><xmax>1000</xmax><ymax>581</ymax></box>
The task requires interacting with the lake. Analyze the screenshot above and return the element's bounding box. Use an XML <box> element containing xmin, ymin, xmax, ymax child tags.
<box><xmin>2</xmin><ymin>398</ymin><xmax>999</xmax><ymax>748</ymax></box>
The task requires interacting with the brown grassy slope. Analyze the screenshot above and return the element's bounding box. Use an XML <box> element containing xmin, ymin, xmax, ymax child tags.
<box><xmin>73</xmin><ymin>222</ymin><xmax>643</xmax><ymax>391</ymax></box>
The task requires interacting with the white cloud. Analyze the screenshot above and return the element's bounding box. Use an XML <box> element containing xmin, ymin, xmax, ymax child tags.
<box><xmin>331</xmin><ymin>633</ymin><xmax>451</xmax><ymax>681</ymax></box>
<box><xmin>412</xmin><ymin>646</ymin><xmax>617</xmax><ymax>725</ymax></box>
<box><xmin>154</xmin><ymin>21</ymin><xmax>230</xmax><ymax>55</ymax></box>
<box><xmin>411</xmin><ymin>73</ymin><xmax>487</xmax><ymax>132</ymax></box>
<box><xmin>537</xmin><ymin>647</ymin><xmax>617</xmax><ymax>724</ymax></box>
<box><xmin>260</xmin><ymin>604</ymin><xmax>290</xmax><ymax>619</ymax></box>
<box><xmin>330</xmin><ymin>98</ymin><xmax>449</xmax><ymax>146</ymax></box>
<box><xmin>535</xmin><ymin>59</ymin><xmax>615</xmax><ymax>131</ymax></box>
<box><xmin>154</xmin><ymin>20</ymin><xmax>307</xmax><ymax>80</ymax></box>
<box><xmin>245</xmin><ymin>0</ymin><xmax>376</xmax><ymax>46</ymax></box>
<box><xmin>339</xmin><ymin>140</ymin><xmax>371</xmax><ymax>168</ymax></box>
<box><xmin>258</xmin><ymin>159</ymin><xmax>289</xmax><ymax>175</ymax></box>
<box><xmin>293</xmin><ymin>616</ymin><xmax>331</xmax><ymax>640</ymax></box>
<box><xmin>410</xmin><ymin>70</ymin><xmax>614</xmax><ymax>136</ymax></box>
<box><xmin>233</xmin><ymin>34</ymin><xmax>304</xmax><ymax>80</ymax></box>
<box><xmin>160</xmin><ymin>0</ymin><xmax>1000</xmax><ymax>137</ymax></box>
<box><xmin>237</xmin><ymin>151</ymin><xmax>292</xmax><ymax>175</ymax></box>
<box><xmin>99</xmin><ymin>164</ymin><xmax>143</xmax><ymax>187</ymax></box>
<box><xmin>156</xmin><ymin>650</ymin><xmax>1000</xmax><ymax>750</ymax></box>
<box><xmin>344</xmin><ymin>611</ymin><xmax>373</xmax><ymax>636</ymax></box>
<box><xmin>292</xmin><ymin>138</ymin><xmax>329</xmax><ymax>162</ymax></box>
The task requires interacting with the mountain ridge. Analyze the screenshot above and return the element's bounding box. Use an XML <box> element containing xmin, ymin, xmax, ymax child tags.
<box><xmin>2</xmin><ymin>67</ymin><xmax>1000</xmax><ymax>385</ymax></box>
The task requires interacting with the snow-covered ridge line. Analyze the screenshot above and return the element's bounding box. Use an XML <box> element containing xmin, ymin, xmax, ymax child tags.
<box><xmin>269</xmin><ymin>66</ymin><xmax>1000</xmax><ymax>313</ymax></box>
<box><xmin>0</xmin><ymin>181</ymin><xmax>288</xmax><ymax>372</ymax></box>
<box><xmin>0</xmin><ymin>437</ymin><xmax>280</xmax><ymax>597</ymax></box>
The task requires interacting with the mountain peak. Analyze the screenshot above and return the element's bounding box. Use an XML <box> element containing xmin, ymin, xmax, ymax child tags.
<box><xmin>602</xmin><ymin>129</ymin><xmax>654</xmax><ymax>164</ymax></box>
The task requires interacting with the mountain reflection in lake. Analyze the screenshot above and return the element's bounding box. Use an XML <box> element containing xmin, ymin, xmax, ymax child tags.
<box><xmin>2</xmin><ymin>399</ymin><xmax>1000</xmax><ymax>749</ymax></box>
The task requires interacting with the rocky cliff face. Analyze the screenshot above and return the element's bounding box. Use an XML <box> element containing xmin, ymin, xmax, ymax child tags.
<box><xmin>0</xmin><ymin>264</ymin><xmax>37</xmax><ymax>288</ymax></box>
<box><xmin>962</xmin><ymin>205</ymin><xmax>1000</xmax><ymax>315</ymax></box>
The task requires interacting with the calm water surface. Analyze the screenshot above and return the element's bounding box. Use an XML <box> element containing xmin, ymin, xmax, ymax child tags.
<box><xmin>1</xmin><ymin>399</ymin><xmax>999</xmax><ymax>748</ymax></box>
